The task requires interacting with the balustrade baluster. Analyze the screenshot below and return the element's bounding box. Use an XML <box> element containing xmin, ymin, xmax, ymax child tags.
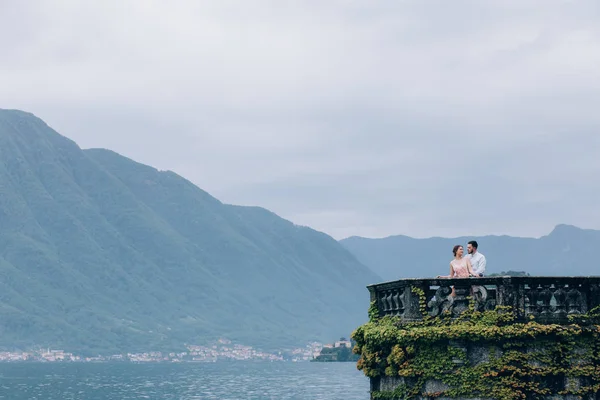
<box><xmin>378</xmin><ymin>292</ymin><xmax>388</xmax><ymax>313</ymax></box>
<box><xmin>451</xmin><ymin>282</ymin><xmax>470</xmax><ymax>316</ymax></box>
<box><xmin>590</xmin><ymin>284</ymin><xmax>600</xmax><ymax>310</ymax></box>
<box><xmin>391</xmin><ymin>291</ymin><xmax>400</xmax><ymax>315</ymax></box>
<box><xmin>525</xmin><ymin>285</ymin><xmax>540</xmax><ymax>317</ymax></box>
<box><xmin>539</xmin><ymin>284</ymin><xmax>553</xmax><ymax>317</ymax></box>
<box><xmin>427</xmin><ymin>285</ymin><xmax>453</xmax><ymax>317</ymax></box>
<box><xmin>567</xmin><ymin>287</ymin><xmax>582</xmax><ymax>315</ymax></box>
<box><xmin>553</xmin><ymin>284</ymin><xmax>567</xmax><ymax>319</ymax></box>
<box><xmin>385</xmin><ymin>291</ymin><xmax>393</xmax><ymax>313</ymax></box>
<box><xmin>472</xmin><ymin>285</ymin><xmax>488</xmax><ymax>311</ymax></box>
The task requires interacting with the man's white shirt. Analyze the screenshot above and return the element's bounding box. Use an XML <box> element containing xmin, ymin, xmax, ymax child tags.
<box><xmin>467</xmin><ymin>252</ymin><xmax>486</xmax><ymax>276</ymax></box>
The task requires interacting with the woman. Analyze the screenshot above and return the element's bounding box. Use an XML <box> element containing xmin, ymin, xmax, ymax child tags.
<box><xmin>437</xmin><ymin>245</ymin><xmax>477</xmax><ymax>278</ymax></box>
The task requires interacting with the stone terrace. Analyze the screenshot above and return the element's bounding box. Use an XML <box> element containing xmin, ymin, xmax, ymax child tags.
<box><xmin>368</xmin><ymin>276</ymin><xmax>600</xmax><ymax>324</ymax></box>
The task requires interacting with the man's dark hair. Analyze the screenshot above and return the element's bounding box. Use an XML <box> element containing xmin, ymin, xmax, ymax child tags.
<box><xmin>468</xmin><ymin>240</ymin><xmax>478</xmax><ymax>249</ymax></box>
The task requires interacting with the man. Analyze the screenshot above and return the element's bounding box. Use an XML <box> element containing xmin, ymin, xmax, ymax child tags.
<box><xmin>466</xmin><ymin>240</ymin><xmax>486</xmax><ymax>277</ymax></box>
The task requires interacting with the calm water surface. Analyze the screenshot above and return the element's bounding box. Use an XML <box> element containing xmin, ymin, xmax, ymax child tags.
<box><xmin>0</xmin><ymin>362</ymin><xmax>369</xmax><ymax>399</ymax></box>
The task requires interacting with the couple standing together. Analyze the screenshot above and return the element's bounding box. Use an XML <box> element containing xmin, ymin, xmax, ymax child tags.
<box><xmin>437</xmin><ymin>241</ymin><xmax>486</xmax><ymax>279</ymax></box>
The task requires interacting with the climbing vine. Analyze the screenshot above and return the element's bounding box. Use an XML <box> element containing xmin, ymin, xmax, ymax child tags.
<box><xmin>369</xmin><ymin>300</ymin><xmax>381</xmax><ymax>323</ymax></box>
<box><xmin>352</xmin><ymin>295</ymin><xmax>600</xmax><ymax>400</ymax></box>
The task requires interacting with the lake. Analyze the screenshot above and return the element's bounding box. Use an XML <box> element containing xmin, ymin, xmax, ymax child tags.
<box><xmin>0</xmin><ymin>362</ymin><xmax>369</xmax><ymax>399</ymax></box>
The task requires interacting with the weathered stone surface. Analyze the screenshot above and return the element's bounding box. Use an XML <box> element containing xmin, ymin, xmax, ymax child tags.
<box><xmin>423</xmin><ymin>379</ymin><xmax>449</xmax><ymax>393</ymax></box>
<box><xmin>366</xmin><ymin>276</ymin><xmax>600</xmax><ymax>399</ymax></box>
<box><xmin>376</xmin><ymin>341</ymin><xmax>597</xmax><ymax>399</ymax></box>
<box><xmin>379</xmin><ymin>376</ymin><xmax>407</xmax><ymax>392</ymax></box>
<box><xmin>466</xmin><ymin>343</ymin><xmax>499</xmax><ymax>366</ymax></box>
<box><xmin>368</xmin><ymin>276</ymin><xmax>600</xmax><ymax>323</ymax></box>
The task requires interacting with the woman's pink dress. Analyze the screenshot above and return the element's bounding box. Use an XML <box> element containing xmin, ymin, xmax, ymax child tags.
<box><xmin>450</xmin><ymin>258</ymin><xmax>470</xmax><ymax>277</ymax></box>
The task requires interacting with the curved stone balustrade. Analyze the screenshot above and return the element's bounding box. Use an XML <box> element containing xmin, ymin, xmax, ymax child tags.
<box><xmin>367</xmin><ymin>276</ymin><xmax>600</xmax><ymax>324</ymax></box>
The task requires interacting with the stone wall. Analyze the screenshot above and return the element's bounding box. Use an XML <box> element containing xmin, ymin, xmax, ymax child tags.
<box><xmin>354</xmin><ymin>276</ymin><xmax>600</xmax><ymax>400</ymax></box>
<box><xmin>369</xmin><ymin>339</ymin><xmax>597</xmax><ymax>399</ymax></box>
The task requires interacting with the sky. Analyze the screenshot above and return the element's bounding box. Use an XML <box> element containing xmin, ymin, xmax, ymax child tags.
<box><xmin>2</xmin><ymin>0</ymin><xmax>600</xmax><ymax>240</ymax></box>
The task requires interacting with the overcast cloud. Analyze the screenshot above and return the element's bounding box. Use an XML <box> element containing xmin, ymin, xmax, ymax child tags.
<box><xmin>2</xmin><ymin>0</ymin><xmax>600</xmax><ymax>239</ymax></box>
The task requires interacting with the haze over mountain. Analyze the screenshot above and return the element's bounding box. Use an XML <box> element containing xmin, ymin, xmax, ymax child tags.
<box><xmin>340</xmin><ymin>224</ymin><xmax>600</xmax><ymax>281</ymax></box>
<box><xmin>0</xmin><ymin>109</ymin><xmax>380</xmax><ymax>354</ymax></box>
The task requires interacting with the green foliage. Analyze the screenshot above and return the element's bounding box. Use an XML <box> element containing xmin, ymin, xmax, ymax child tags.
<box><xmin>0</xmin><ymin>109</ymin><xmax>380</xmax><ymax>354</ymax></box>
<box><xmin>488</xmin><ymin>271</ymin><xmax>530</xmax><ymax>277</ymax></box>
<box><xmin>568</xmin><ymin>305</ymin><xmax>600</xmax><ymax>325</ymax></box>
<box><xmin>352</xmin><ymin>294</ymin><xmax>600</xmax><ymax>399</ymax></box>
<box><xmin>313</xmin><ymin>344</ymin><xmax>359</xmax><ymax>362</ymax></box>
<box><xmin>369</xmin><ymin>301</ymin><xmax>380</xmax><ymax>322</ymax></box>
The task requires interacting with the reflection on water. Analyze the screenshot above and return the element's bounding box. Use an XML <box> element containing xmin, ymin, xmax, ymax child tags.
<box><xmin>0</xmin><ymin>362</ymin><xmax>369</xmax><ymax>399</ymax></box>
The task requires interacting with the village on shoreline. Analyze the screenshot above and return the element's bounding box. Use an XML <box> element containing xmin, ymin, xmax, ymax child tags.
<box><xmin>0</xmin><ymin>338</ymin><xmax>352</xmax><ymax>363</ymax></box>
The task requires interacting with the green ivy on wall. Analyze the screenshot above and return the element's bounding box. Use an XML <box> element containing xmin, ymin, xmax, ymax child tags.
<box><xmin>352</xmin><ymin>291</ymin><xmax>600</xmax><ymax>400</ymax></box>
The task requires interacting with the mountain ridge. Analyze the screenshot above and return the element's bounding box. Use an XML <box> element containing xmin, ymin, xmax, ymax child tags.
<box><xmin>340</xmin><ymin>224</ymin><xmax>599</xmax><ymax>281</ymax></box>
<box><xmin>341</xmin><ymin>223</ymin><xmax>588</xmax><ymax>242</ymax></box>
<box><xmin>0</xmin><ymin>109</ymin><xmax>380</xmax><ymax>354</ymax></box>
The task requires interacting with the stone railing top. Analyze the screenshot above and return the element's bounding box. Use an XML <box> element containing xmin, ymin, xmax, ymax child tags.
<box><xmin>368</xmin><ymin>275</ymin><xmax>600</xmax><ymax>288</ymax></box>
<box><xmin>367</xmin><ymin>276</ymin><xmax>600</xmax><ymax>323</ymax></box>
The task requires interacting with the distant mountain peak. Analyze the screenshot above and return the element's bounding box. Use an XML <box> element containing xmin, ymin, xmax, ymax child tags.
<box><xmin>0</xmin><ymin>108</ymin><xmax>48</xmax><ymax>127</ymax></box>
<box><xmin>0</xmin><ymin>108</ymin><xmax>37</xmax><ymax>117</ymax></box>
<box><xmin>341</xmin><ymin>233</ymin><xmax>412</xmax><ymax>242</ymax></box>
<box><xmin>548</xmin><ymin>224</ymin><xmax>584</xmax><ymax>237</ymax></box>
<box><xmin>0</xmin><ymin>108</ymin><xmax>78</xmax><ymax>149</ymax></box>
<box><xmin>551</xmin><ymin>223</ymin><xmax>582</xmax><ymax>231</ymax></box>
